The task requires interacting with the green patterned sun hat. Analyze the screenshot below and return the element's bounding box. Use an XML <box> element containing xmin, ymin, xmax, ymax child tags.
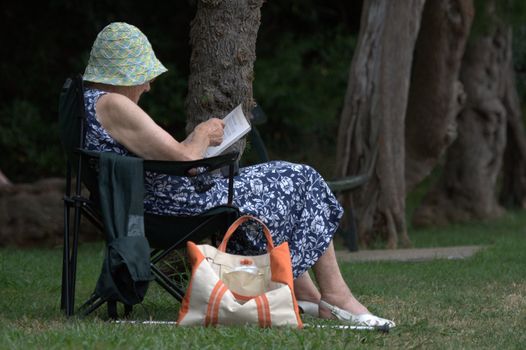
<box><xmin>83</xmin><ymin>22</ymin><xmax>167</xmax><ymax>86</ymax></box>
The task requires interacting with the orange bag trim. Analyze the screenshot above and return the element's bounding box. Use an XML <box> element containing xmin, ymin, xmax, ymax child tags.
<box><xmin>211</xmin><ymin>284</ymin><xmax>228</xmax><ymax>326</ymax></box>
<box><xmin>205</xmin><ymin>280</ymin><xmax>224</xmax><ymax>326</ymax></box>
<box><xmin>261</xmin><ymin>294</ymin><xmax>271</xmax><ymax>327</ymax></box>
<box><xmin>177</xmin><ymin>242</ymin><xmax>205</xmax><ymax>324</ymax></box>
<box><xmin>255</xmin><ymin>295</ymin><xmax>272</xmax><ymax>328</ymax></box>
<box><xmin>255</xmin><ymin>296</ymin><xmax>265</xmax><ymax>327</ymax></box>
<box><xmin>218</xmin><ymin>215</ymin><xmax>274</xmax><ymax>252</ymax></box>
<box><xmin>270</xmin><ymin>242</ymin><xmax>303</xmax><ymax>328</ymax></box>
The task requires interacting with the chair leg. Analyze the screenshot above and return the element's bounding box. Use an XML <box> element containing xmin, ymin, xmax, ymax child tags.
<box><xmin>107</xmin><ymin>301</ymin><xmax>118</xmax><ymax>320</ymax></box>
<box><xmin>61</xmin><ymin>202</ymin><xmax>71</xmax><ymax>314</ymax></box>
<box><xmin>148</xmin><ymin>215</ymin><xmax>219</xmax><ymax>301</ymax></box>
<box><xmin>124</xmin><ymin>304</ymin><xmax>133</xmax><ymax>318</ymax></box>
<box><xmin>149</xmin><ymin>214</ymin><xmax>238</xmax><ymax>303</ymax></box>
<box><xmin>344</xmin><ymin>209</ymin><xmax>359</xmax><ymax>252</ymax></box>
<box><xmin>67</xmin><ymin>205</ymin><xmax>82</xmax><ymax>315</ymax></box>
<box><xmin>150</xmin><ymin>264</ymin><xmax>185</xmax><ymax>302</ymax></box>
<box><xmin>78</xmin><ymin>293</ymin><xmax>105</xmax><ymax>317</ymax></box>
<box><xmin>105</xmin><ymin>302</ymin><xmax>133</xmax><ymax>320</ymax></box>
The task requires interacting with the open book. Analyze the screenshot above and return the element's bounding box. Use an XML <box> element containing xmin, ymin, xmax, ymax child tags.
<box><xmin>204</xmin><ymin>104</ymin><xmax>251</xmax><ymax>158</ymax></box>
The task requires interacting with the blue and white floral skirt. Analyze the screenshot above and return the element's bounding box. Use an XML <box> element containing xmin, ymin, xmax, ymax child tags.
<box><xmin>144</xmin><ymin>161</ymin><xmax>343</xmax><ymax>278</ymax></box>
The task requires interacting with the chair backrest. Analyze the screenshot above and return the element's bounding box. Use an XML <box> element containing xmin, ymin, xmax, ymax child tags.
<box><xmin>58</xmin><ymin>74</ymin><xmax>103</xmax><ymax>198</ymax></box>
<box><xmin>59</xmin><ymin>74</ymin><xmax>86</xmax><ymax>164</ymax></box>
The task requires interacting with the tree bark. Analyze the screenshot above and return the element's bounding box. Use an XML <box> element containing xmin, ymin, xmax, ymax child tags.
<box><xmin>405</xmin><ymin>0</ymin><xmax>474</xmax><ymax>193</ymax></box>
<box><xmin>185</xmin><ymin>0</ymin><xmax>264</xmax><ymax>156</ymax></box>
<box><xmin>499</xmin><ymin>30</ymin><xmax>526</xmax><ymax>208</ymax></box>
<box><xmin>335</xmin><ymin>0</ymin><xmax>426</xmax><ymax>248</ymax></box>
<box><xmin>413</xmin><ymin>3</ymin><xmax>510</xmax><ymax>227</ymax></box>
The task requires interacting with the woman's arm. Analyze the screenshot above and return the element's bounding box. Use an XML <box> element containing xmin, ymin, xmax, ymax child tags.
<box><xmin>95</xmin><ymin>93</ymin><xmax>224</xmax><ymax>161</ymax></box>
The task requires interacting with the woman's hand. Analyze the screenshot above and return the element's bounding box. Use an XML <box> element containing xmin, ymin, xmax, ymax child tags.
<box><xmin>181</xmin><ymin>118</ymin><xmax>226</xmax><ymax>160</ymax></box>
<box><xmin>195</xmin><ymin>118</ymin><xmax>225</xmax><ymax>146</ymax></box>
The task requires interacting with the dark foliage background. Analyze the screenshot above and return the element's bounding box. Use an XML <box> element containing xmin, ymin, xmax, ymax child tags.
<box><xmin>0</xmin><ymin>0</ymin><xmax>362</xmax><ymax>182</ymax></box>
<box><xmin>4</xmin><ymin>1</ymin><xmax>525</xmax><ymax>183</ymax></box>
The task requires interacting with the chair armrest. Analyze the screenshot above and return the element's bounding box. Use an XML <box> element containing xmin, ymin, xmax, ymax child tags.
<box><xmin>77</xmin><ymin>149</ymin><xmax>239</xmax><ymax>177</ymax></box>
<box><xmin>326</xmin><ymin>173</ymin><xmax>369</xmax><ymax>193</ymax></box>
<box><xmin>144</xmin><ymin>152</ymin><xmax>239</xmax><ymax>176</ymax></box>
<box><xmin>76</xmin><ymin>149</ymin><xmax>239</xmax><ymax>206</ymax></box>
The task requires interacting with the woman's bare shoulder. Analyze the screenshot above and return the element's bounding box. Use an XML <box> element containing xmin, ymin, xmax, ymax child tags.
<box><xmin>97</xmin><ymin>92</ymin><xmax>133</xmax><ymax>110</ymax></box>
<box><xmin>97</xmin><ymin>92</ymin><xmax>149</xmax><ymax>127</ymax></box>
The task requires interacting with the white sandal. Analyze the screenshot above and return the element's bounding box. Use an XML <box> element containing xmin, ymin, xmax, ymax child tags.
<box><xmin>297</xmin><ymin>300</ymin><xmax>319</xmax><ymax>317</ymax></box>
<box><xmin>319</xmin><ymin>300</ymin><xmax>396</xmax><ymax>328</ymax></box>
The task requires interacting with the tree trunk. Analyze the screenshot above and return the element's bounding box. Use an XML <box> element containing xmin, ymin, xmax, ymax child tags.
<box><xmin>185</xmin><ymin>0</ymin><xmax>264</xmax><ymax>156</ymax></box>
<box><xmin>335</xmin><ymin>0</ymin><xmax>426</xmax><ymax>248</ymax></box>
<box><xmin>405</xmin><ymin>0</ymin><xmax>474</xmax><ymax>193</ymax></box>
<box><xmin>413</xmin><ymin>3</ymin><xmax>510</xmax><ymax>227</ymax></box>
<box><xmin>499</xmin><ymin>31</ymin><xmax>526</xmax><ymax>208</ymax></box>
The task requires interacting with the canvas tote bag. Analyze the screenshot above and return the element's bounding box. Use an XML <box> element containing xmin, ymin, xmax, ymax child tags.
<box><xmin>177</xmin><ymin>215</ymin><xmax>303</xmax><ymax>328</ymax></box>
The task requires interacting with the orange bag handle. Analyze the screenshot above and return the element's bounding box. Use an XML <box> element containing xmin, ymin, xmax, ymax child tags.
<box><xmin>218</xmin><ymin>215</ymin><xmax>275</xmax><ymax>252</ymax></box>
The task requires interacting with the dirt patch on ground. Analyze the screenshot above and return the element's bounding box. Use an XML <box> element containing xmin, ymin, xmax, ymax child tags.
<box><xmin>336</xmin><ymin>245</ymin><xmax>485</xmax><ymax>262</ymax></box>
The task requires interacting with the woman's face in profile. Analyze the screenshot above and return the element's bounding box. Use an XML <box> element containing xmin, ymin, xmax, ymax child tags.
<box><xmin>127</xmin><ymin>81</ymin><xmax>152</xmax><ymax>104</ymax></box>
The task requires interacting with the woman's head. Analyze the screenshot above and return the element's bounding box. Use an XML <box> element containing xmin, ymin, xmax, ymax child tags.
<box><xmin>83</xmin><ymin>22</ymin><xmax>167</xmax><ymax>87</ymax></box>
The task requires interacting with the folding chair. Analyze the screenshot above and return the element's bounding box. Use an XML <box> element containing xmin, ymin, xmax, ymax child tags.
<box><xmin>246</xmin><ymin>105</ymin><xmax>369</xmax><ymax>252</ymax></box>
<box><xmin>59</xmin><ymin>74</ymin><xmax>240</xmax><ymax>318</ymax></box>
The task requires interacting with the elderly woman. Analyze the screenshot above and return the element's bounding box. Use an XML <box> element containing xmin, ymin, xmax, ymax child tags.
<box><xmin>82</xmin><ymin>22</ymin><xmax>394</xmax><ymax>328</ymax></box>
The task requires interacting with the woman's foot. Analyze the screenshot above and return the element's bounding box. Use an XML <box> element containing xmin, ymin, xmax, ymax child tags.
<box><xmin>297</xmin><ymin>293</ymin><xmax>368</xmax><ymax>318</ymax></box>
<box><xmin>297</xmin><ymin>300</ymin><xmax>320</xmax><ymax>317</ymax></box>
<box><xmin>319</xmin><ymin>299</ymin><xmax>395</xmax><ymax>328</ymax></box>
<box><xmin>318</xmin><ymin>293</ymin><xmax>369</xmax><ymax>319</ymax></box>
<box><xmin>293</xmin><ymin>272</ymin><xmax>321</xmax><ymax>303</ymax></box>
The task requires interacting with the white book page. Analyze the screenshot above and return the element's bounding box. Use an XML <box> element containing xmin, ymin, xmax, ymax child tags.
<box><xmin>204</xmin><ymin>104</ymin><xmax>251</xmax><ymax>158</ymax></box>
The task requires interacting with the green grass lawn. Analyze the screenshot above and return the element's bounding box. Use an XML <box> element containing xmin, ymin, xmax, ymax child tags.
<box><xmin>1</xmin><ymin>211</ymin><xmax>525</xmax><ymax>349</ymax></box>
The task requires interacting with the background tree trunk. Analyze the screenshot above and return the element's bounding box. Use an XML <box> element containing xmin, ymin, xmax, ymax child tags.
<box><xmin>413</xmin><ymin>2</ymin><xmax>511</xmax><ymax>227</ymax></box>
<box><xmin>499</xmin><ymin>33</ymin><xmax>526</xmax><ymax>208</ymax></box>
<box><xmin>185</xmin><ymin>0</ymin><xmax>264</xmax><ymax>156</ymax></box>
<box><xmin>335</xmin><ymin>0</ymin><xmax>426</xmax><ymax>248</ymax></box>
<box><xmin>405</xmin><ymin>0</ymin><xmax>474</xmax><ymax>193</ymax></box>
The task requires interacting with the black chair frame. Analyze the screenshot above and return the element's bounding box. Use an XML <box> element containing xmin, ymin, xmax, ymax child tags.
<box><xmin>60</xmin><ymin>74</ymin><xmax>240</xmax><ymax>317</ymax></box>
